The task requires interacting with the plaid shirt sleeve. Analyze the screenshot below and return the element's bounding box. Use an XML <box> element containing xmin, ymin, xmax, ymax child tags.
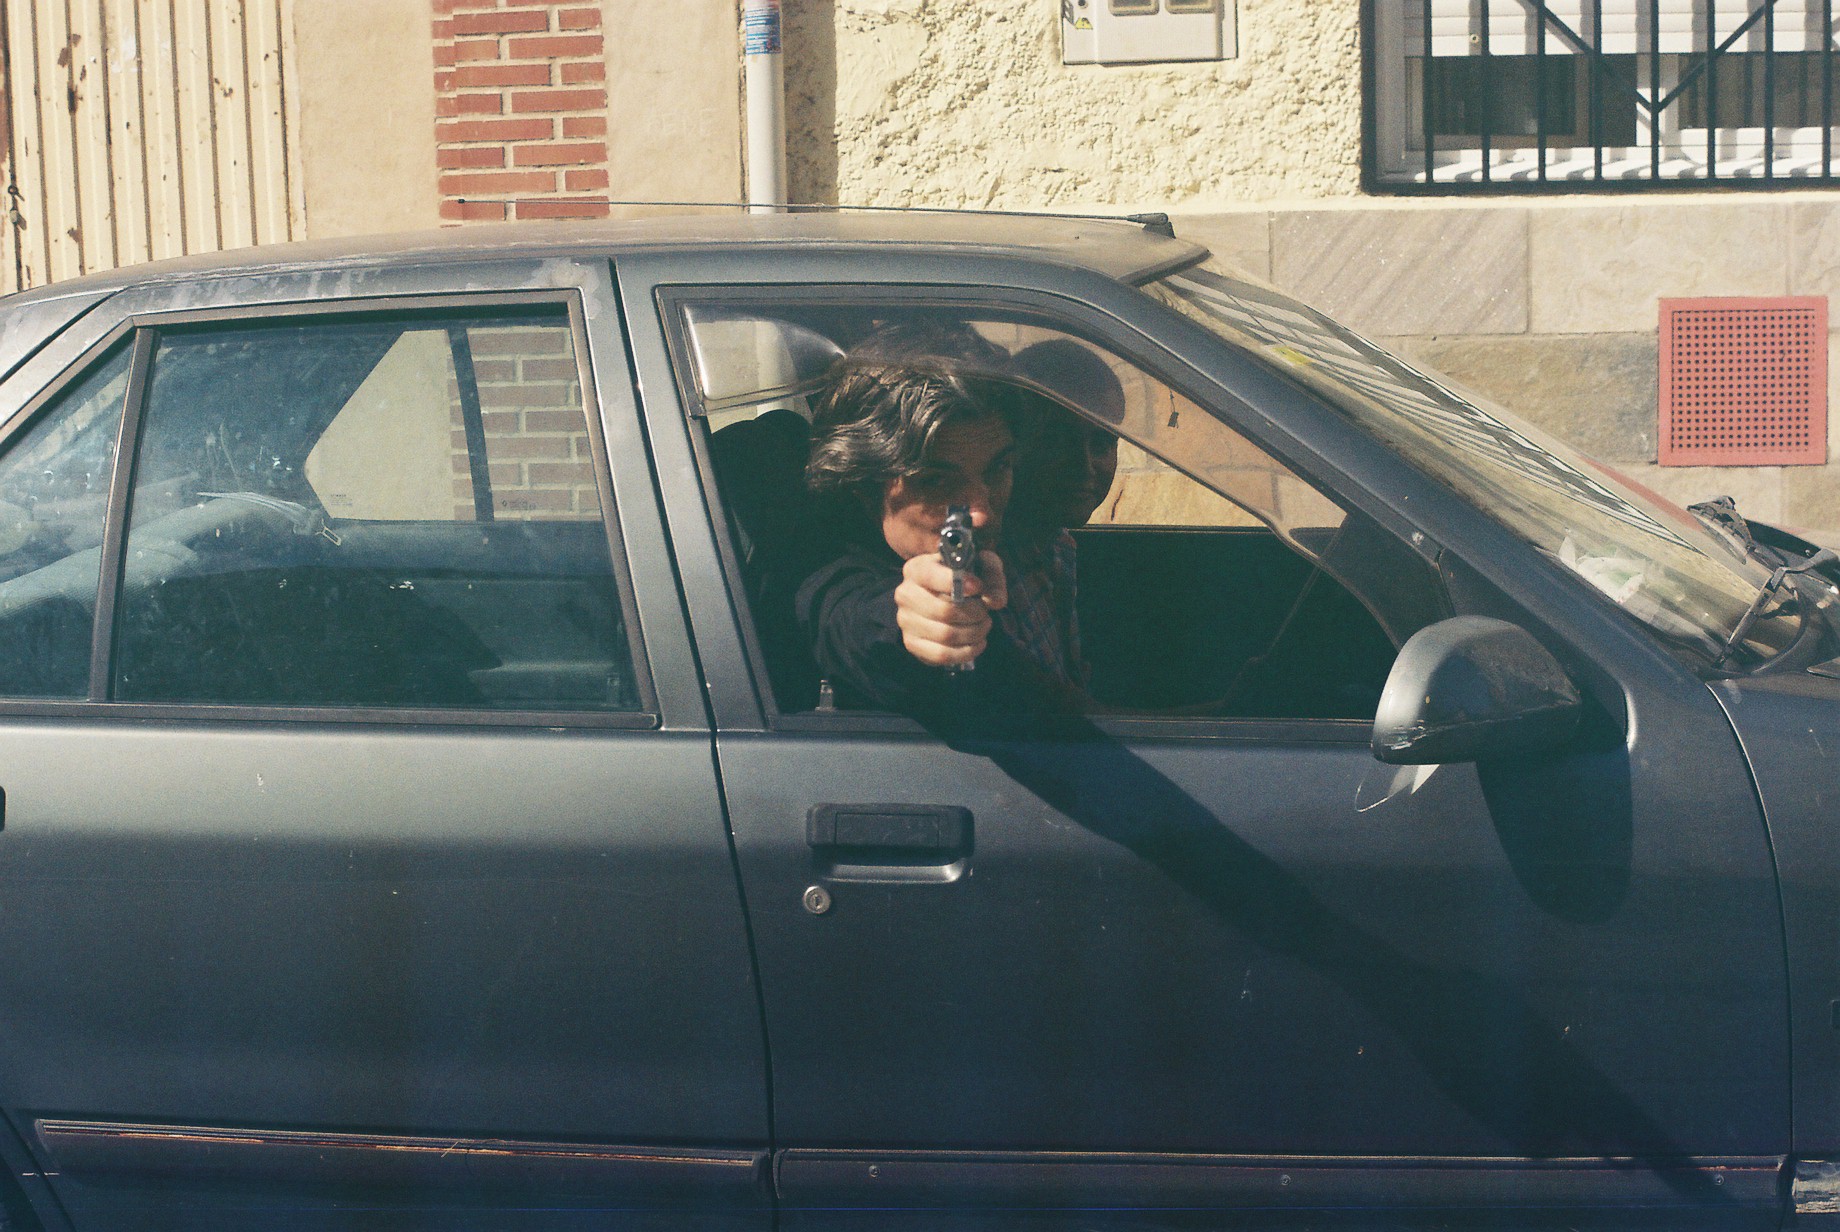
<box><xmin>996</xmin><ymin>530</ymin><xmax>1087</xmax><ymax>690</ymax></box>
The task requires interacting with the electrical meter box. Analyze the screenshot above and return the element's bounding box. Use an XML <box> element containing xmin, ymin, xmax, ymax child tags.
<box><xmin>1062</xmin><ymin>0</ymin><xmax>1235</xmax><ymax>65</ymax></box>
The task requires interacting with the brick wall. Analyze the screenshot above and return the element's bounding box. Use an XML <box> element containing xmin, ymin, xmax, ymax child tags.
<box><xmin>450</xmin><ymin>324</ymin><xmax>600</xmax><ymax>520</ymax></box>
<box><xmin>431</xmin><ymin>0</ymin><xmax>611</xmax><ymax>223</ymax></box>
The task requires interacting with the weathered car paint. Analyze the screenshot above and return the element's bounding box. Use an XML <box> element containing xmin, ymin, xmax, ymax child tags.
<box><xmin>1709</xmin><ymin>671</ymin><xmax>1840</xmax><ymax>1159</ymax></box>
<box><xmin>615</xmin><ymin>240</ymin><xmax>1790</xmax><ymax>1227</ymax></box>
<box><xmin>0</xmin><ymin>214</ymin><xmax>1811</xmax><ymax>1229</ymax></box>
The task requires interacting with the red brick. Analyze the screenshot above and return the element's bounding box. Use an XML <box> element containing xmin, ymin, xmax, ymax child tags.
<box><xmin>526</xmin><ymin>461</ymin><xmax>595</xmax><ymax>484</ymax></box>
<box><xmin>440</xmin><ymin>199</ymin><xmax>509</xmax><ymax>222</ymax></box>
<box><xmin>452</xmin><ymin>10</ymin><xmax>548</xmax><ymax>35</ymax></box>
<box><xmin>522</xmin><ymin>411</ymin><xmax>587</xmax><ymax>432</ymax></box>
<box><xmin>516</xmin><ymin>198</ymin><xmax>611</xmax><ymax>220</ymax></box>
<box><xmin>434</xmin><ymin>70</ymin><xmax>457</xmax><ymax>92</ymax></box>
<box><xmin>438</xmin><ymin>146</ymin><xmax>506</xmax><ymax>169</ymax></box>
<box><xmin>506</xmin><ymin>35</ymin><xmax>603</xmax><ymax>58</ymax></box>
<box><xmin>482</xmin><ymin>388</ymin><xmax>554</xmax><ymax>411</ymax></box>
<box><xmin>558</xmin><ymin>7</ymin><xmax>601</xmax><ymax>30</ymax></box>
<box><xmin>559</xmin><ymin>60</ymin><xmax>605</xmax><ymax>85</ymax></box>
<box><xmin>454</xmin><ymin>62</ymin><xmax>551</xmax><ymax>88</ymax></box>
<box><xmin>565</xmin><ymin>168</ymin><xmax>609</xmax><ymax>192</ymax></box>
<box><xmin>432</xmin><ymin>18</ymin><xmax>454</xmax><ymax>40</ymax></box>
<box><xmin>518</xmin><ymin>358</ymin><xmax>579</xmax><ymax>381</ymax></box>
<box><xmin>498</xmin><ymin>383</ymin><xmax>574</xmax><ymax>406</ymax></box>
<box><xmin>436</xmin><ymin>117</ymin><xmax>553</xmax><ymax>142</ymax></box>
<box><xmin>495</xmin><ymin>489</ymin><xmax>577</xmax><ymax>514</ymax></box>
<box><xmin>439</xmin><ymin>169</ymin><xmax>557</xmax><ymax>195</ymax></box>
<box><xmin>451</xmin><ymin>39</ymin><xmax>502</xmax><ymax>62</ymax></box>
<box><xmin>472</xmin><ymin>330</ymin><xmax>559</xmax><ymax>355</ymax></box>
<box><xmin>473</xmin><ymin>360</ymin><xmax>518</xmax><ymax>381</ymax></box>
<box><xmin>510</xmin><ymin>88</ymin><xmax>606</xmax><ymax>113</ymax></box>
<box><xmin>487</xmin><ymin>435</ymin><xmax>572</xmax><ymax>459</ymax></box>
<box><xmin>480</xmin><ymin>411</ymin><xmax>523</xmax><ymax>432</ymax></box>
<box><xmin>561</xmin><ymin>115</ymin><xmax>607</xmax><ymax>138</ymax></box>
<box><xmin>433</xmin><ymin>43</ymin><xmax>459</xmax><ymax>66</ymax></box>
<box><xmin>435</xmin><ymin>92</ymin><xmax>503</xmax><ymax>117</ymax></box>
<box><xmin>513</xmin><ymin>141</ymin><xmax>606</xmax><ymax>167</ymax></box>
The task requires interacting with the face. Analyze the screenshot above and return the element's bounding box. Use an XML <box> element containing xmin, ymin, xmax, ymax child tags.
<box><xmin>878</xmin><ymin>414</ymin><xmax>1015</xmax><ymax>561</ymax></box>
<box><xmin>1012</xmin><ymin>409</ymin><xmax>1119</xmax><ymax>535</ymax></box>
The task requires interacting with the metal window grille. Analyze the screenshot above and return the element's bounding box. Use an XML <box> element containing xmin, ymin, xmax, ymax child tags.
<box><xmin>1367</xmin><ymin>1</ymin><xmax>1840</xmax><ymax>189</ymax></box>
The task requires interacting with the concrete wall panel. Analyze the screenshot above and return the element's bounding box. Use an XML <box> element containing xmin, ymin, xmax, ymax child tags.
<box><xmin>603</xmin><ymin>0</ymin><xmax>742</xmax><ymax>205</ymax></box>
<box><xmin>1271</xmin><ymin>205</ymin><xmax>1528</xmax><ymax>337</ymax></box>
<box><xmin>292</xmin><ymin>0</ymin><xmax>440</xmax><ymax>238</ymax></box>
<box><xmin>1528</xmin><ymin>201</ymin><xmax>1791</xmax><ymax>335</ymax></box>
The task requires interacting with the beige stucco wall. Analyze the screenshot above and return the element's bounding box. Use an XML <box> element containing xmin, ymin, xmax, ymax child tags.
<box><xmin>785</xmin><ymin>0</ymin><xmax>1363</xmax><ymax>210</ymax></box>
<box><xmin>290</xmin><ymin>0</ymin><xmax>443</xmax><ymax>238</ymax></box>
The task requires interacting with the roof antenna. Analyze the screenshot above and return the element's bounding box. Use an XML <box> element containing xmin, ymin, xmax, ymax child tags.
<box><xmin>1128</xmin><ymin>212</ymin><xmax>1175</xmax><ymax>238</ymax></box>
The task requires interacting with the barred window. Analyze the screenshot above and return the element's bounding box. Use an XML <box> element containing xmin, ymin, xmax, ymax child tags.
<box><xmin>1370</xmin><ymin>1</ymin><xmax>1840</xmax><ymax>188</ymax></box>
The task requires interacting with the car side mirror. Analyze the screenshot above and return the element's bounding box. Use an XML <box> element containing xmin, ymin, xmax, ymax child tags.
<box><xmin>1371</xmin><ymin>616</ymin><xmax>1582</xmax><ymax>765</ymax></box>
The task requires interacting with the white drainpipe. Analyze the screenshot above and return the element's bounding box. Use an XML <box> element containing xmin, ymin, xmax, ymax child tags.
<box><xmin>742</xmin><ymin>0</ymin><xmax>788</xmax><ymax>212</ymax></box>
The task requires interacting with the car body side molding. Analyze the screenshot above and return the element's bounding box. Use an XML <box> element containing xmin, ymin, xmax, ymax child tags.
<box><xmin>776</xmin><ymin>1149</ymin><xmax>1785</xmax><ymax>1219</ymax></box>
<box><xmin>37</xmin><ymin>1120</ymin><xmax>769</xmax><ymax>1206</ymax></box>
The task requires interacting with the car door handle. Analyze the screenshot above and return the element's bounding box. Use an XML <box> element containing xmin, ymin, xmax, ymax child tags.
<box><xmin>807</xmin><ymin>804</ymin><xmax>971</xmax><ymax>854</ymax></box>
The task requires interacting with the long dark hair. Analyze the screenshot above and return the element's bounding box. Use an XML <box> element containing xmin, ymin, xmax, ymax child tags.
<box><xmin>805</xmin><ymin>359</ymin><xmax>1006</xmax><ymax>497</ymax></box>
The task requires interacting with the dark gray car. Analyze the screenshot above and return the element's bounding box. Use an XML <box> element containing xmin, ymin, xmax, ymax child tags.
<box><xmin>0</xmin><ymin>212</ymin><xmax>1826</xmax><ymax>1232</ymax></box>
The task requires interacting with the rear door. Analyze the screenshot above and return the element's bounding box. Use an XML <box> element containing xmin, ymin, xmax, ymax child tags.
<box><xmin>0</xmin><ymin>261</ymin><xmax>770</xmax><ymax>1229</ymax></box>
<box><xmin>618</xmin><ymin>246</ymin><xmax>1787</xmax><ymax>1231</ymax></box>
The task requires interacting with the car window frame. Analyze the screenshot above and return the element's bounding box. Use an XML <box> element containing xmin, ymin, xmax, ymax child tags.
<box><xmin>656</xmin><ymin>281</ymin><xmax>1442</xmax><ymax>742</ymax></box>
<box><xmin>0</xmin><ymin>289</ymin><xmax>660</xmax><ymax>730</ymax></box>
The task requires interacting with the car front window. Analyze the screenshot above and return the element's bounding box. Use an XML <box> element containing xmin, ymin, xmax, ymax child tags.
<box><xmin>1150</xmin><ymin>262</ymin><xmax>1803</xmax><ymax>672</ymax></box>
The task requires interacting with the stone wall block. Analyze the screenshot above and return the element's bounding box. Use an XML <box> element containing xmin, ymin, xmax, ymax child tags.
<box><xmin>1780</xmin><ymin>329</ymin><xmax>1840</xmax><ymax>538</ymax></box>
<box><xmin>1098</xmin><ymin>470</ymin><xmax>1256</xmax><ymax>527</ymax></box>
<box><xmin>1269</xmin><ymin>208</ymin><xmax>1528</xmax><ymax>337</ymax></box>
<box><xmin>1528</xmin><ymin>202</ymin><xmax>1789</xmax><ymax>335</ymax></box>
<box><xmin>1613</xmin><ymin>462</ymin><xmax>1784</xmax><ymax>525</ymax></box>
<box><xmin>1175</xmin><ymin>211</ymin><xmax>1272</xmax><ymax>280</ymax></box>
<box><xmin>1383</xmin><ymin>333</ymin><xmax>1659</xmax><ymax>464</ymax></box>
<box><xmin>1782</xmin><ymin>465</ymin><xmax>1840</xmax><ymax>540</ymax></box>
<box><xmin>1789</xmin><ymin>201</ymin><xmax>1840</xmax><ymax>299</ymax></box>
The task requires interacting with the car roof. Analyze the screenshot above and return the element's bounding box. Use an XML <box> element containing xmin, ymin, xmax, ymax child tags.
<box><xmin>0</xmin><ymin>210</ymin><xmax>1208</xmax><ymax>310</ymax></box>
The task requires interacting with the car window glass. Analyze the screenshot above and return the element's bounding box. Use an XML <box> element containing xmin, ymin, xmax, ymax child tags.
<box><xmin>1152</xmin><ymin>262</ymin><xmax>1801</xmax><ymax>672</ymax></box>
<box><xmin>0</xmin><ymin>345</ymin><xmax>131</xmax><ymax>697</ymax></box>
<box><xmin>111</xmin><ymin>309</ymin><xmax>641</xmax><ymax>712</ymax></box>
<box><xmin>678</xmin><ymin>302</ymin><xmax>1436</xmax><ymax>722</ymax></box>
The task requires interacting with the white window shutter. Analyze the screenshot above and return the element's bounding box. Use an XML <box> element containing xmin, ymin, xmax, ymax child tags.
<box><xmin>1402</xmin><ymin>1</ymin><xmax>1835</xmax><ymax>58</ymax></box>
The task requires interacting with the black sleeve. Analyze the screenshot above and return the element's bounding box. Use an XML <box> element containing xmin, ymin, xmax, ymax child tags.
<box><xmin>795</xmin><ymin>548</ymin><xmax>935</xmax><ymax>712</ymax></box>
<box><xmin>795</xmin><ymin>546</ymin><xmax>1073</xmax><ymax>718</ymax></box>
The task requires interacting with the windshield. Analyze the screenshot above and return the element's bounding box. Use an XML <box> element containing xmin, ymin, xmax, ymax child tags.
<box><xmin>1150</xmin><ymin>261</ymin><xmax>1805</xmax><ymax>671</ymax></box>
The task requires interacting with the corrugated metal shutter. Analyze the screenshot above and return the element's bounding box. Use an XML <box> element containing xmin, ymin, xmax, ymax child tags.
<box><xmin>0</xmin><ymin>0</ymin><xmax>301</xmax><ymax>293</ymax></box>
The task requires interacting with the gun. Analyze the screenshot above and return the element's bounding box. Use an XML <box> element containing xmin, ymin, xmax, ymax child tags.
<box><xmin>938</xmin><ymin>504</ymin><xmax>976</xmax><ymax>674</ymax></box>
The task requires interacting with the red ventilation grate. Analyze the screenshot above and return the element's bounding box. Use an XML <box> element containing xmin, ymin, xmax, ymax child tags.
<box><xmin>1660</xmin><ymin>296</ymin><xmax>1828</xmax><ymax>467</ymax></box>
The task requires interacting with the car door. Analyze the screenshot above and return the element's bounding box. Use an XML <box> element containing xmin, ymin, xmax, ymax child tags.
<box><xmin>619</xmin><ymin>245</ymin><xmax>1788</xmax><ymax>1230</ymax></box>
<box><xmin>0</xmin><ymin>261</ymin><xmax>771</xmax><ymax>1230</ymax></box>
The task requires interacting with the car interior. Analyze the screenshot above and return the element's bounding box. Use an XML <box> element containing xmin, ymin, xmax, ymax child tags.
<box><xmin>0</xmin><ymin>309</ymin><xmax>642</xmax><ymax>713</ymax></box>
<box><xmin>687</xmin><ymin>304</ymin><xmax>1444</xmax><ymax>722</ymax></box>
